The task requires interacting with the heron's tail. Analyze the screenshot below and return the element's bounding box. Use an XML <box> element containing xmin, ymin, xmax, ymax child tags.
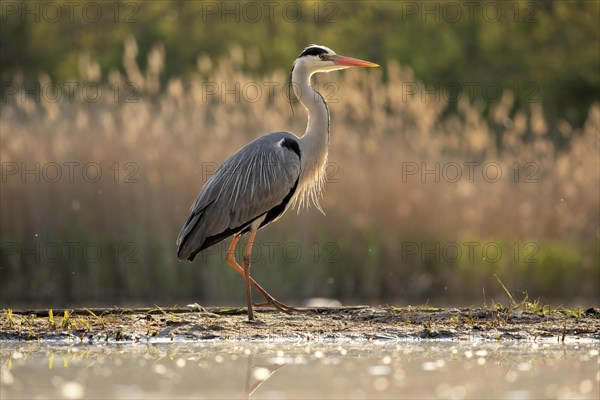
<box><xmin>176</xmin><ymin>212</ymin><xmax>205</xmax><ymax>261</ymax></box>
<box><xmin>177</xmin><ymin>201</ymin><xmax>234</xmax><ymax>261</ymax></box>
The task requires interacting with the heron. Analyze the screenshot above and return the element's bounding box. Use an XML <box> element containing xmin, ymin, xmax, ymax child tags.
<box><xmin>176</xmin><ymin>45</ymin><xmax>378</xmax><ymax>320</ymax></box>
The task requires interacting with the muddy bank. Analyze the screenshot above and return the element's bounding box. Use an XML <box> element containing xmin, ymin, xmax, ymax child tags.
<box><xmin>1</xmin><ymin>306</ymin><xmax>598</xmax><ymax>343</ymax></box>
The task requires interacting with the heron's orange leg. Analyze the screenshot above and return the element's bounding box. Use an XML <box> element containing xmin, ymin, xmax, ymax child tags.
<box><xmin>242</xmin><ymin>230</ymin><xmax>257</xmax><ymax>320</ymax></box>
<box><xmin>225</xmin><ymin>234</ymin><xmax>302</xmax><ymax>315</ymax></box>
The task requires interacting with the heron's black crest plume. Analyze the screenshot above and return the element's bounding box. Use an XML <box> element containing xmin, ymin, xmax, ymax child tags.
<box><xmin>288</xmin><ymin>66</ymin><xmax>295</xmax><ymax>117</ymax></box>
<box><xmin>299</xmin><ymin>46</ymin><xmax>329</xmax><ymax>58</ymax></box>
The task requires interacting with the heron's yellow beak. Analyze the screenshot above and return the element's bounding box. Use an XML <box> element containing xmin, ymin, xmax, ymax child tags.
<box><xmin>332</xmin><ymin>55</ymin><xmax>379</xmax><ymax>68</ymax></box>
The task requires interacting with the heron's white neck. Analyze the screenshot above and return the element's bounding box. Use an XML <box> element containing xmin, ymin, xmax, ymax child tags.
<box><xmin>291</xmin><ymin>63</ymin><xmax>330</xmax><ymax>211</ymax></box>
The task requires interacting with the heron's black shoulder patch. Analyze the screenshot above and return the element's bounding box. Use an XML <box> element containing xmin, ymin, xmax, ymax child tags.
<box><xmin>280</xmin><ymin>137</ymin><xmax>301</xmax><ymax>158</ymax></box>
<box><xmin>299</xmin><ymin>46</ymin><xmax>329</xmax><ymax>58</ymax></box>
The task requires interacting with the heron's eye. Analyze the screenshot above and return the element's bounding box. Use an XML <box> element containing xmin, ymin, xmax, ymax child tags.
<box><xmin>319</xmin><ymin>54</ymin><xmax>326</xmax><ymax>60</ymax></box>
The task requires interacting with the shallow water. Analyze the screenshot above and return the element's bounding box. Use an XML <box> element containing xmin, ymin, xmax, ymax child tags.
<box><xmin>1</xmin><ymin>341</ymin><xmax>598</xmax><ymax>399</ymax></box>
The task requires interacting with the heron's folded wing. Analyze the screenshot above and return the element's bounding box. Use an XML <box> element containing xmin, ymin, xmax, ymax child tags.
<box><xmin>178</xmin><ymin>132</ymin><xmax>301</xmax><ymax>248</ymax></box>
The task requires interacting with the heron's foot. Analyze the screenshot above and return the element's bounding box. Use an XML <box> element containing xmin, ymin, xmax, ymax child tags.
<box><xmin>244</xmin><ymin>318</ymin><xmax>267</xmax><ymax>326</ymax></box>
<box><xmin>253</xmin><ymin>298</ymin><xmax>305</xmax><ymax>314</ymax></box>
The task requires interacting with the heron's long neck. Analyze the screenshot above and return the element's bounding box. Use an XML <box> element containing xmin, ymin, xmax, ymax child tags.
<box><xmin>293</xmin><ymin>66</ymin><xmax>329</xmax><ymax>172</ymax></box>
<box><xmin>291</xmin><ymin>64</ymin><xmax>330</xmax><ymax>210</ymax></box>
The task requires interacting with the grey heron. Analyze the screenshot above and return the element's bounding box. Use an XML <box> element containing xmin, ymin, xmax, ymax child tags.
<box><xmin>177</xmin><ymin>45</ymin><xmax>378</xmax><ymax>320</ymax></box>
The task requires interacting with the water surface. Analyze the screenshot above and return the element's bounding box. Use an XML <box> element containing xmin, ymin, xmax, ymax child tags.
<box><xmin>1</xmin><ymin>341</ymin><xmax>598</xmax><ymax>399</ymax></box>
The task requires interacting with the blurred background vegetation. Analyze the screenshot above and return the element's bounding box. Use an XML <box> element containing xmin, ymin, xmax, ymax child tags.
<box><xmin>1</xmin><ymin>0</ymin><xmax>599</xmax><ymax>308</ymax></box>
<box><xmin>2</xmin><ymin>0</ymin><xmax>599</xmax><ymax>126</ymax></box>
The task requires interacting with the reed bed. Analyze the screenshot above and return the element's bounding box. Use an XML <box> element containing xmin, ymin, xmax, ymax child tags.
<box><xmin>1</xmin><ymin>43</ymin><xmax>598</xmax><ymax>307</ymax></box>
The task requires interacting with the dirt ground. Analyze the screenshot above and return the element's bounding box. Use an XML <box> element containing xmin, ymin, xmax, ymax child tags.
<box><xmin>1</xmin><ymin>305</ymin><xmax>598</xmax><ymax>343</ymax></box>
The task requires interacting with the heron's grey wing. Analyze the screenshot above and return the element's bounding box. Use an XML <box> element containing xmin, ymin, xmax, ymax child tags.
<box><xmin>176</xmin><ymin>132</ymin><xmax>301</xmax><ymax>261</ymax></box>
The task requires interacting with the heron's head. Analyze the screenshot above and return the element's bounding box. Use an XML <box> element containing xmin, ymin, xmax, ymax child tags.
<box><xmin>293</xmin><ymin>44</ymin><xmax>379</xmax><ymax>74</ymax></box>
